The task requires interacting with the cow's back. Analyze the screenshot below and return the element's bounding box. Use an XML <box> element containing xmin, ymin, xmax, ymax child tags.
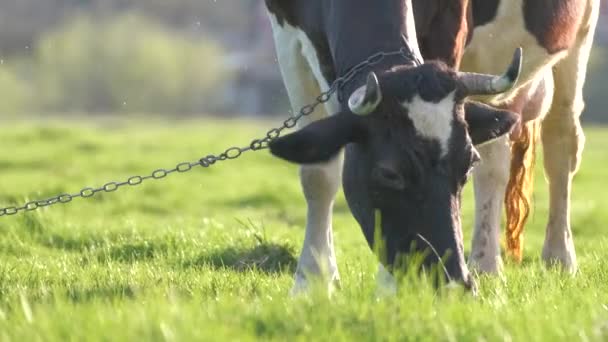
<box><xmin>461</xmin><ymin>0</ymin><xmax>594</xmax><ymax>104</ymax></box>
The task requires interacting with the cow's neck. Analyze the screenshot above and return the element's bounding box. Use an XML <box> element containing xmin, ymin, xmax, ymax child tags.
<box><xmin>323</xmin><ymin>0</ymin><xmax>423</xmax><ymax>102</ymax></box>
<box><xmin>265</xmin><ymin>0</ymin><xmax>423</xmax><ymax>106</ymax></box>
<box><xmin>327</xmin><ymin>0</ymin><xmax>422</xmax><ymax>76</ymax></box>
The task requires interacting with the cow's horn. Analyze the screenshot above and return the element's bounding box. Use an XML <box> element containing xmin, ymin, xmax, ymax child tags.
<box><xmin>457</xmin><ymin>47</ymin><xmax>523</xmax><ymax>96</ymax></box>
<box><xmin>348</xmin><ymin>72</ymin><xmax>382</xmax><ymax>115</ymax></box>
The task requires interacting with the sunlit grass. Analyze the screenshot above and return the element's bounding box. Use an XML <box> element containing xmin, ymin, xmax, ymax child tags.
<box><xmin>0</xmin><ymin>118</ymin><xmax>607</xmax><ymax>341</ymax></box>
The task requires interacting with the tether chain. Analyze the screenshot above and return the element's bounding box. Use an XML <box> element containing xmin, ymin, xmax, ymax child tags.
<box><xmin>0</xmin><ymin>47</ymin><xmax>415</xmax><ymax>217</ymax></box>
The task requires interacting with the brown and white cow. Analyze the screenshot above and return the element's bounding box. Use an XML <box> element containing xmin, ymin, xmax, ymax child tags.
<box><xmin>264</xmin><ymin>0</ymin><xmax>598</xmax><ymax>294</ymax></box>
<box><xmin>457</xmin><ymin>0</ymin><xmax>599</xmax><ymax>275</ymax></box>
<box><xmin>400</xmin><ymin>0</ymin><xmax>600</xmax><ymax>277</ymax></box>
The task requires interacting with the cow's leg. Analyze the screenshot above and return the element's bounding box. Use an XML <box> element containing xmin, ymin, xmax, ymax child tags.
<box><xmin>268</xmin><ymin>16</ymin><xmax>341</xmax><ymax>295</ymax></box>
<box><xmin>295</xmin><ymin>155</ymin><xmax>342</xmax><ymax>295</ymax></box>
<box><xmin>540</xmin><ymin>2</ymin><xmax>598</xmax><ymax>273</ymax></box>
<box><xmin>469</xmin><ymin>70</ymin><xmax>555</xmax><ymax>274</ymax></box>
<box><xmin>468</xmin><ymin>135</ymin><xmax>511</xmax><ymax>274</ymax></box>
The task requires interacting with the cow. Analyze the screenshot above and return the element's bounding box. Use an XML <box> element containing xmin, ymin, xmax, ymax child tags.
<box><xmin>390</xmin><ymin>0</ymin><xmax>600</xmax><ymax>277</ymax></box>
<box><xmin>454</xmin><ymin>0</ymin><xmax>599</xmax><ymax>275</ymax></box>
<box><xmin>264</xmin><ymin>0</ymin><xmax>599</xmax><ymax>295</ymax></box>
<box><xmin>407</xmin><ymin>0</ymin><xmax>599</xmax><ymax>275</ymax></box>
<box><xmin>264</xmin><ymin>0</ymin><xmax>524</xmax><ymax>295</ymax></box>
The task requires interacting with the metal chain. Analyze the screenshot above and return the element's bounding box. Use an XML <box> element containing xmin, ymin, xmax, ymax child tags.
<box><xmin>0</xmin><ymin>47</ymin><xmax>414</xmax><ymax>218</ymax></box>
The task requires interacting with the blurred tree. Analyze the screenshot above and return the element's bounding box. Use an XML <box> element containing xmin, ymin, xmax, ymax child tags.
<box><xmin>34</xmin><ymin>14</ymin><xmax>232</xmax><ymax>114</ymax></box>
<box><xmin>0</xmin><ymin>0</ymin><xmax>258</xmax><ymax>56</ymax></box>
<box><xmin>0</xmin><ymin>63</ymin><xmax>29</xmax><ymax>115</ymax></box>
<box><xmin>0</xmin><ymin>0</ymin><xmax>603</xmax><ymax>119</ymax></box>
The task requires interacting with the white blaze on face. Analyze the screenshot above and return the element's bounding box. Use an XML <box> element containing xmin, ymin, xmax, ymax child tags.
<box><xmin>402</xmin><ymin>92</ymin><xmax>456</xmax><ymax>156</ymax></box>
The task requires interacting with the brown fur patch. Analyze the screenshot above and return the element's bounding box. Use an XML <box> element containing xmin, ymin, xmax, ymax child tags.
<box><xmin>413</xmin><ymin>0</ymin><xmax>471</xmax><ymax>68</ymax></box>
<box><xmin>524</xmin><ymin>0</ymin><xmax>586</xmax><ymax>54</ymax></box>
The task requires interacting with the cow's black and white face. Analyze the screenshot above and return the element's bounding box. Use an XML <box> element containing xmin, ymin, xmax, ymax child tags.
<box><xmin>270</xmin><ymin>51</ymin><xmax>522</xmax><ymax>291</ymax></box>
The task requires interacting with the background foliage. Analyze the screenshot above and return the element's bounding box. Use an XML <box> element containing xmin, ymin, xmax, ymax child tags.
<box><xmin>0</xmin><ymin>1</ymin><xmax>605</xmax><ymax>119</ymax></box>
<box><xmin>34</xmin><ymin>14</ymin><xmax>229</xmax><ymax>115</ymax></box>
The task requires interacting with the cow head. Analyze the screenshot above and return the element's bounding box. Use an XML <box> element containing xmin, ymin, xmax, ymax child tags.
<box><xmin>269</xmin><ymin>48</ymin><xmax>523</xmax><ymax>292</ymax></box>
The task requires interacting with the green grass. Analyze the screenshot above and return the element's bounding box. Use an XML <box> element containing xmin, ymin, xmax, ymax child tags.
<box><xmin>0</xmin><ymin>118</ymin><xmax>607</xmax><ymax>341</ymax></box>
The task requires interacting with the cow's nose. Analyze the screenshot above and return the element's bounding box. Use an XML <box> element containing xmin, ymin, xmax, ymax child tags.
<box><xmin>372</xmin><ymin>165</ymin><xmax>405</xmax><ymax>190</ymax></box>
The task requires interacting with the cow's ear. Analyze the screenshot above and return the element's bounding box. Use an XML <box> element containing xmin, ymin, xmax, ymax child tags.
<box><xmin>269</xmin><ymin>112</ymin><xmax>365</xmax><ymax>164</ymax></box>
<box><xmin>464</xmin><ymin>101</ymin><xmax>519</xmax><ymax>146</ymax></box>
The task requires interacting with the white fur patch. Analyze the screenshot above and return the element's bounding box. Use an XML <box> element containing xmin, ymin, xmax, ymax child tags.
<box><xmin>266</xmin><ymin>15</ymin><xmax>330</xmax><ymax>93</ymax></box>
<box><xmin>267</xmin><ymin>13</ymin><xmax>338</xmax><ymax>120</ymax></box>
<box><xmin>402</xmin><ymin>92</ymin><xmax>455</xmax><ymax>156</ymax></box>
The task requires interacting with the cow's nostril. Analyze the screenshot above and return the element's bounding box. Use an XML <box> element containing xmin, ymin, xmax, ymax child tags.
<box><xmin>373</xmin><ymin>165</ymin><xmax>405</xmax><ymax>190</ymax></box>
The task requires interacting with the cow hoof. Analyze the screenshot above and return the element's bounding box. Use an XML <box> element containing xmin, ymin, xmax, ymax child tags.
<box><xmin>542</xmin><ymin>242</ymin><xmax>577</xmax><ymax>274</ymax></box>
<box><xmin>375</xmin><ymin>263</ymin><xmax>397</xmax><ymax>299</ymax></box>
<box><xmin>468</xmin><ymin>254</ymin><xmax>503</xmax><ymax>275</ymax></box>
<box><xmin>289</xmin><ymin>274</ymin><xmax>309</xmax><ymax>296</ymax></box>
<box><xmin>289</xmin><ymin>271</ymin><xmax>341</xmax><ymax>297</ymax></box>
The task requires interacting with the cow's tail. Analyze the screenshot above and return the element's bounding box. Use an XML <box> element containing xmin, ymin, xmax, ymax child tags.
<box><xmin>504</xmin><ymin>119</ymin><xmax>540</xmax><ymax>262</ymax></box>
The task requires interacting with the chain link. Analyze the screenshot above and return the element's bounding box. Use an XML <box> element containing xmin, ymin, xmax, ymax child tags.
<box><xmin>0</xmin><ymin>48</ymin><xmax>415</xmax><ymax>217</ymax></box>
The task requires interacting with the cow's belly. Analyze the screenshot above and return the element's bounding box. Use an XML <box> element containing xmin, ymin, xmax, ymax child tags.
<box><xmin>460</xmin><ymin>0</ymin><xmax>567</xmax><ymax>106</ymax></box>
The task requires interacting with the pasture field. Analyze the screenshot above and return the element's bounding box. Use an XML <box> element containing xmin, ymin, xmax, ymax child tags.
<box><xmin>0</xmin><ymin>118</ymin><xmax>607</xmax><ymax>341</ymax></box>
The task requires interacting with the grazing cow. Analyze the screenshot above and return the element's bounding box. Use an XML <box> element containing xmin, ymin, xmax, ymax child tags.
<box><xmin>264</xmin><ymin>0</ymin><xmax>522</xmax><ymax>294</ymax></box>
<box><xmin>457</xmin><ymin>0</ymin><xmax>599</xmax><ymax>275</ymax></box>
